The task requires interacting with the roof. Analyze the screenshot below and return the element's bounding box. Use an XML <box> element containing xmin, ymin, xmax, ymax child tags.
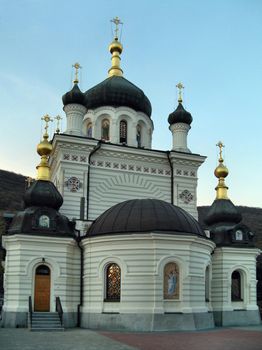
<box><xmin>84</xmin><ymin>76</ymin><xmax>152</xmax><ymax>117</ymax></box>
<box><xmin>87</xmin><ymin>198</ymin><xmax>205</xmax><ymax>237</ymax></box>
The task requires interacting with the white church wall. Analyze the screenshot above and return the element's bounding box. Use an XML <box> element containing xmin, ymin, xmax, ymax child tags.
<box><xmin>2</xmin><ymin>235</ymin><xmax>80</xmax><ymax>328</ymax></box>
<box><xmin>81</xmin><ymin>233</ymin><xmax>215</xmax><ymax>331</ymax></box>
<box><xmin>83</xmin><ymin>106</ymin><xmax>153</xmax><ymax>148</ymax></box>
<box><xmin>211</xmin><ymin>246</ymin><xmax>261</xmax><ymax>326</ymax></box>
<box><xmin>50</xmin><ymin>135</ymin><xmax>205</xmax><ymax>222</ymax></box>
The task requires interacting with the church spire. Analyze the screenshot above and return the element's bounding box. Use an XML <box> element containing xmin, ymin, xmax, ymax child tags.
<box><xmin>214</xmin><ymin>141</ymin><xmax>229</xmax><ymax>200</ymax></box>
<box><xmin>36</xmin><ymin>115</ymin><xmax>53</xmax><ymax>181</ymax></box>
<box><xmin>108</xmin><ymin>17</ymin><xmax>124</xmax><ymax>77</ymax></box>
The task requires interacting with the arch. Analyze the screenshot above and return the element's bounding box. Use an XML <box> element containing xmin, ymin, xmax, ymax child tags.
<box><xmin>34</xmin><ymin>264</ymin><xmax>51</xmax><ymax>311</ymax></box>
<box><xmin>119</xmin><ymin>120</ymin><xmax>127</xmax><ymax>143</ymax></box>
<box><xmin>105</xmin><ymin>263</ymin><xmax>121</xmax><ymax>301</ymax></box>
<box><xmin>163</xmin><ymin>262</ymin><xmax>180</xmax><ymax>299</ymax></box>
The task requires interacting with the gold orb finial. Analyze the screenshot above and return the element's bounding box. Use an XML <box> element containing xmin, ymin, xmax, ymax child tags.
<box><xmin>108</xmin><ymin>17</ymin><xmax>124</xmax><ymax>77</ymax></box>
<box><xmin>176</xmin><ymin>82</ymin><xmax>184</xmax><ymax>103</ymax></box>
<box><xmin>214</xmin><ymin>141</ymin><xmax>229</xmax><ymax>200</ymax></box>
<box><xmin>36</xmin><ymin>115</ymin><xmax>53</xmax><ymax>181</ymax></box>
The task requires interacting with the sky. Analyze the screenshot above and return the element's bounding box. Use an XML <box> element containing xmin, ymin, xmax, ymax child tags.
<box><xmin>0</xmin><ymin>0</ymin><xmax>261</xmax><ymax>207</ymax></box>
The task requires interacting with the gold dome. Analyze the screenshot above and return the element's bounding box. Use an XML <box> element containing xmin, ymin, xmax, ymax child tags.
<box><xmin>214</xmin><ymin>163</ymin><xmax>229</xmax><ymax>179</ymax></box>
<box><xmin>37</xmin><ymin>135</ymin><xmax>52</xmax><ymax>157</ymax></box>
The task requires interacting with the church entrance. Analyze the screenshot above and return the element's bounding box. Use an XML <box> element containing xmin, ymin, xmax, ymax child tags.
<box><xmin>34</xmin><ymin>265</ymin><xmax>51</xmax><ymax>312</ymax></box>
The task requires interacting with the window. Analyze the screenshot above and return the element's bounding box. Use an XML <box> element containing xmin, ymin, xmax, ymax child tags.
<box><xmin>119</xmin><ymin>120</ymin><xmax>127</xmax><ymax>143</ymax></box>
<box><xmin>105</xmin><ymin>263</ymin><xmax>121</xmax><ymax>301</ymax></box>
<box><xmin>87</xmin><ymin>123</ymin><xmax>92</xmax><ymax>138</ymax></box>
<box><xmin>136</xmin><ymin>124</ymin><xmax>142</xmax><ymax>147</ymax></box>
<box><xmin>163</xmin><ymin>262</ymin><xmax>179</xmax><ymax>299</ymax></box>
<box><xmin>231</xmin><ymin>270</ymin><xmax>242</xmax><ymax>301</ymax></box>
<box><xmin>205</xmin><ymin>266</ymin><xmax>210</xmax><ymax>302</ymax></box>
<box><xmin>101</xmin><ymin>119</ymin><xmax>110</xmax><ymax>141</ymax></box>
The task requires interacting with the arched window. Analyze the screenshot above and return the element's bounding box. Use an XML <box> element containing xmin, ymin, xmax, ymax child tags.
<box><xmin>87</xmin><ymin>123</ymin><xmax>92</xmax><ymax>138</ymax></box>
<box><xmin>163</xmin><ymin>262</ymin><xmax>179</xmax><ymax>299</ymax></box>
<box><xmin>101</xmin><ymin>119</ymin><xmax>110</xmax><ymax>141</ymax></box>
<box><xmin>136</xmin><ymin>124</ymin><xmax>142</xmax><ymax>147</ymax></box>
<box><xmin>119</xmin><ymin>120</ymin><xmax>127</xmax><ymax>143</ymax></box>
<box><xmin>231</xmin><ymin>270</ymin><xmax>242</xmax><ymax>301</ymax></box>
<box><xmin>205</xmin><ymin>266</ymin><xmax>210</xmax><ymax>302</ymax></box>
<box><xmin>105</xmin><ymin>263</ymin><xmax>121</xmax><ymax>301</ymax></box>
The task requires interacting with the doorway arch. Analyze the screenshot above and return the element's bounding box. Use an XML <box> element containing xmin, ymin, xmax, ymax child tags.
<box><xmin>34</xmin><ymin>265</ymin><xmax>51</xmax><ymax>312</ymax></box>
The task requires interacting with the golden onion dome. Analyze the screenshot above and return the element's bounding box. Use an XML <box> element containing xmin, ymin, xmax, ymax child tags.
<box><xmin>214</xmin><ymin>162</ymin><xmax>229</xmax><ymax>179</ymax></box>
<box><xmin>37</xmin><ymin>135</ymin><xmax>53</xmax><ymax>157</ymax></box>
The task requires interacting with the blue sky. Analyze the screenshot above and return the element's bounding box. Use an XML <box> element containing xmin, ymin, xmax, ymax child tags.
<box><xmin>0</xmin><ymin>0</ymin><xmax>261</xmax><ymax>207</ymax></box>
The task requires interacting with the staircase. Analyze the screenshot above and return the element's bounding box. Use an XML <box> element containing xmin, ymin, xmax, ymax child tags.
<box><xmin>29</xmin><ymin>312</ymin><xmax>64</xmax><ymax>331</ymax></box>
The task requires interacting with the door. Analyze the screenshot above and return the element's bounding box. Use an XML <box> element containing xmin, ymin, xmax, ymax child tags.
<box><xmin>34</xmin><ymin>265</ymin><xmax>51</xmax><ymax>312</ymax></box>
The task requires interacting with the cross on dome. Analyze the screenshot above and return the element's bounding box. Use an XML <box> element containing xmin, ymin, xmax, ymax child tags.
<box><xmin>176</xmin><ymin>82</ymin><xmax>184</xmax><ymax>103</ymax></box>
<box><xmin>72</xmin><ymin>62</ymin><xmax>82</xmax><ymax>84</ymax></box>
<box><xmin>111</xmin><ymin>16</ymin><xmax>123</xmax><ymax>40</ymax></box>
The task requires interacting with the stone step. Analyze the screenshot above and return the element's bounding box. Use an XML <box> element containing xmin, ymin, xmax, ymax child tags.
<box><xmin>31</xmin><ymin>327</ymin><xmax>64</xmax><ymax>332</ymax></box>
<box><xmin>29</xmin><ymin>312</ymin><xmax>64</xmax><ymax>332</ymax></box>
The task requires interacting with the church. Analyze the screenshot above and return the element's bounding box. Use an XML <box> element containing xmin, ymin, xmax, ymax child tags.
<box><xmin>1</xmin><ymin>18</ymin><xmax>260</xmax><ymax>331</ymax></box>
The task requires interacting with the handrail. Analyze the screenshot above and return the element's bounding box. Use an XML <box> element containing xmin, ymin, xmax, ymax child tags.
<box><xmin>55</xmin><ymin>296</ymin><xmax>63</xmax><ymax>326</ymax></box>
<box><xmin>28</xmin><ymin>296</ymin><xmax>32</xmax><ymax>328</ymax></box>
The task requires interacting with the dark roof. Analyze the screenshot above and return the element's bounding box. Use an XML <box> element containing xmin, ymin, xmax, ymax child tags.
<box><xmin>7</xmin><ymin>180</ymin><xmax>75</xmax><ymax>237</ymax></box>
<box><xmin>168</xmin><ymin>103</ymin><xmax>193</xmax><ymax>125</ymax></box>
<box><xmin>204</xmin><ymin>199</ymin><xmax>242</xmax><ymax>227</ymax></box>
<box><xmin>62</xmin><ymin>83</ymin><xmax>85</xmax><ymax>107</ymax></box>
<box><xmin>24</xmin><ymin>180</ymin><xmax>63</xmax><ymax>210</ymax></box>
<box><xmin>87</xmin><ymin>199</ymin><xmax>205</xmax><ymax>237</ymax></box>
<box><xmin>84</xmin><ymin>76</ymin><xmax>152</xmax><ymax>117</ymax></box>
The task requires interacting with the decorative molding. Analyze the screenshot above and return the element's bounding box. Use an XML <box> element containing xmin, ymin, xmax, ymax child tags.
<box><xmin>65</xmin><ymin>176</ymin><xmax>82</xmax><ymax>192</ymax></box>
<box><xmin>179</xmin><ymin>190</ymin><xmax>194</xmax><ymax>204</ymax></box>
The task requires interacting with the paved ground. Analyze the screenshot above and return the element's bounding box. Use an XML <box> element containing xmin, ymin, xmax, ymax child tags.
<box><xmin>1</xmin><ymin>326</ymin><xmax>262</xmax><ymax>350</ymax></box>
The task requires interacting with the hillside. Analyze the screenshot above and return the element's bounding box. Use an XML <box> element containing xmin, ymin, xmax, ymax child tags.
<box><xmin>0</xmin><ymin>170</ymin><xmax>27</xmax><ymax>212</ymax></box>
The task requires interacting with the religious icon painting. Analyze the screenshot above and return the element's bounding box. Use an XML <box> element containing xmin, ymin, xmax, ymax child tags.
<box><xmin>163</xmin><ymin>262</ymin><xmax>179</xmax><ymax>300</ymax></box>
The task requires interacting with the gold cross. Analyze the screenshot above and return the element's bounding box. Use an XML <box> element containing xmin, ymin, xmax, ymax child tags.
<box><xmin>72</xmin><ymin>62</ymin><xmax>82</xmax><ymax>84</ymax></box>
<box><xmin>176</xmin><ymin>82</ymin><xmax>184</xmax><ymax>103</ymax></box>
<box><xmin>41</xmin><ymin>114</ymin><xmax>53</xmax><ymax>135</ymax></box>
<box><xmin>54</xmin><ymin>115</ymin><xmax>62</xmax><ymax>133</ymax></box>
<box><xmin>111</xmin><ymin>16</ymin><xmax>123</xmax><ymax>39</ymax></box>
<box><xmin>216</xmin><ymin>141</ymin><xmax>224</xmax><ymax>161</ymax></box>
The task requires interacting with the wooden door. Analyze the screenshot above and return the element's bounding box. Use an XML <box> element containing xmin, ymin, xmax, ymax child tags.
<box><xmin>34</xmin><ymin>265</ymin><xmax>50</xmax><ymax>312</ymax></box>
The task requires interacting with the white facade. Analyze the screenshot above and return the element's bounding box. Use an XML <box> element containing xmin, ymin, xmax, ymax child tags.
<box><xmin>2</xmin><ymin>234</ymin><xmax>80</xmax><ymax>327</ymax></box>
<box><xmin>50</xmin><ymin>133</ymin><xmax>205</xmax><ymax>224</ymax></box>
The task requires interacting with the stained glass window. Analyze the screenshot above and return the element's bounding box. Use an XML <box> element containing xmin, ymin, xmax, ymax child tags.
<box><xmin>231</xmin><ymin>270</ymin><xmax>242</xmax><ymax>301</ymax></box>
<box><xmin>106</xmin><ymin>263</ymin><xmax>121</xmax><ymax>301</ymax></box>
<box><xmin>120</xmin><ymin>120</ymin><xmax>127</xmax><ymax>143</ymax></box>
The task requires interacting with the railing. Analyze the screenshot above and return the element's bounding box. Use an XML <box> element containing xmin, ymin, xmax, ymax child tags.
<box><xmin>28</xmin><ymin>296</ymin><xmax>32</xmax><ymax>328</ymax></box>
<box><xmin>55</xmin><ymin>296</ymin><xmax>63</xmax><ymax>326</ymax></box>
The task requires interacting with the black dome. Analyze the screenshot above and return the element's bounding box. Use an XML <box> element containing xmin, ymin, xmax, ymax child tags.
<box><xmin>204</xmin><ymin>199</ymin><xmax>242</xmax><ymax>227</ymax></box>
<box><xmin>62</xmin><ymin>83</ymin><xmax>85</xmax><ymax>106</ymax></box>
<box><xmin>24</xmin><ymin>180</ymin><xmax>63</xmax><ymax>210</ymax></box>
<box><xmin>168</xmin><ymin>103</ymin><xmax>193</xmax><ymax>125</ymax></box>
<box><xmin>87</xmin><ymin>199</ymin><xmax>205</xmax><ymax>237</ymax></box>
<box><xmin>84</xmin><ymin>76</ymin><xmax>152</xmax><ymax>117</ymax></box>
